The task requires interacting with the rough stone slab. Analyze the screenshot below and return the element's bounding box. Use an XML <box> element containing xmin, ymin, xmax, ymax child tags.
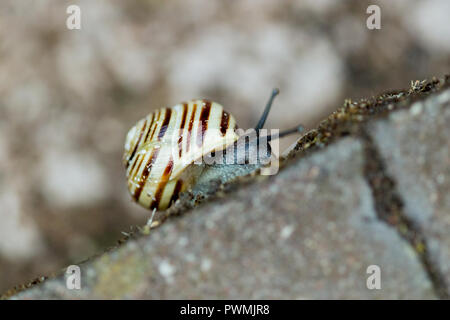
<box><xmin>369</xmin><ymin>89</ymin><xmax>450</xmax><ymax>292</ymax></box>
<box><xmin>13</xmin><ymin>138</ymin><xmax>436</xmax><ymax>299</ymax></box>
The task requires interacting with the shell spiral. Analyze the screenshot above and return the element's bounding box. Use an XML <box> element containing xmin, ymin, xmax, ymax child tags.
<box><xmin>123</xmin><ymin>100</ymin><xmax>239</xmax><ymax>210</ymax></box>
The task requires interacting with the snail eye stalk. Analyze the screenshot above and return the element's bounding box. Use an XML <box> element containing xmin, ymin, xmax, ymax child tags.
<box><xmin>255</xmin><ymin>88</ymin><xmax>280</xmax><ymax>132</ymax></box>
<box><xmin>254</xmin><ymin>88</ymin><xmax>304</xmax><ymax>142</ymax></box>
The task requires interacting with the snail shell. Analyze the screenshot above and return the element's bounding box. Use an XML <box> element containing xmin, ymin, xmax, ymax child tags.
<box><xmin>123</xmin><ymin>100</ymin><xmax>239</xmax><ymax>210</ymax></box>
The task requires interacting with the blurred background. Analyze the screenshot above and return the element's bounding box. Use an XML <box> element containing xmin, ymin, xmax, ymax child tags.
<box><xmin>0</xmin><ymin>0</ymin><xmax>449</xmax><ymax>293</ymax></box>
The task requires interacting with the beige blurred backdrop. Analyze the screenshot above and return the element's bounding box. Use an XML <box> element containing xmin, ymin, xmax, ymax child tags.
<box><xmin>0</xmin><ymin>0</ymin><xmax>449</xmax><ymax>293</ymax></box>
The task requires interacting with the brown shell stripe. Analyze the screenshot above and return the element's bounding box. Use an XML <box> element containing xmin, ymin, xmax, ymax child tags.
<box><xmin>141</xmin><ymin>108</ymin><xmax>160</xmax><ymax>149</ymax></box>
<box><xmin>148</xmin><ymin>121</ymin><xmax>157</xmax><ymax>142</ymax></box>
<box><xmin>150</xmin><ymin>156</ymin><xmax>174</xmax><ymax>209</ymax></box>
<box><xmin>197</xmin><ymin>101</ymin><xmax>212</xmax><ymax>147</ymax></box>
<box><xmin>186</xmin><ymin>103</ymin><xmax>197</xmax><ymax>153</ymax></box>
<box><xmin>133</xmin><ymin>148</ymin><xmax>160</xmax><ymax>201</ymax></box>
<box><xmin>143</xmin><ymin>112</ymin><xmax>155</xmax><ymax>143</ymax></box>
<box><xmin>128</xmin><ymin>115</ymin><xmax>155</xmax><ymax>179</ymax></box>
<box><xmin>127</xmin><ymin>119</ymin><xmax>148</xmax><ymax>169</ymax></box>
<box><xmin>129</xmin><ymin>110</ymin><xmax>160</xmax><ymax>199</ymax></box>
<box><xmin>128</xmin><ymin>123</ymin><xmax>152</xmax><ymax>178</ymax></box>
<box><xmin>178</xmin><ymin>103</ymin><xmax>188</xmax><ymax>157</ymax></box>
<box><xmin>149</xmin><ymin>109</ymin><xmax>161</xmax><ymax>141</ymax></box>
<box><xmin>127</xmin><ymin>109</ymin><xmax>156</xmax><ymax>174</ymax></box>
<box><xmin>169</xmin><ymin>179</ymin><xmax>183</xmax><ymax>207</ymax></box>
<box><xmin>157</xmin><ymin>108</ymin><xmax>172</xmax><ymax>141</ymax></box>
<box><xmin>133</xmin><ymin>108</ymin><xmax>175</xmax><ymax>205</ymax></box>
<box><xmin>128</xmin><ymin>153</ymin><xmax>141</xmax><ymax>179</ymax></box>
<box><xmin>130</xmin><ymin>154</ymin><xmax>145</xmax><ymax>194</ymax></box>
<box><xmin>220</xmin><ymin>110</ymin><xmax>230</xmax><ymax>136</ymax></box>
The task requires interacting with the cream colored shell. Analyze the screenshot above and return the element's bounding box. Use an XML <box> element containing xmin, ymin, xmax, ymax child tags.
<box><xmin>123</xmin><ymin>100</ymin><xmax>239</xmax><ymax>210</ymax></box>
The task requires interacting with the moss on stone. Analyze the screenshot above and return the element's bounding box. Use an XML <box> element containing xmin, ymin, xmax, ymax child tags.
<box><xmin>287</xmin><ymin>75</ymin><xmax>450</xmax><ymax>159</ymax></box>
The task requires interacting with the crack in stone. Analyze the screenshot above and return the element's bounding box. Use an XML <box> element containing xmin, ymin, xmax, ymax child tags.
<box><xmin>361</xmin><ymin>130</ymin><xmax>449</xmax><ymax>299</ymax></box>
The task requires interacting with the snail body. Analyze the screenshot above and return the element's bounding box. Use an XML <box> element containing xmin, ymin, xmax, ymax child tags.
<box><xmin>124</xmin><ymin>89</ymin><xmax>303</xmax><ymax>211</ymax></box>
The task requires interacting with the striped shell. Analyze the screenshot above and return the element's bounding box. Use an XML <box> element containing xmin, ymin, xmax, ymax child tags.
<box><xmin>124</xmin><ymin>100</ymin><xmax>239</xmax><ymax>210</ymax></box>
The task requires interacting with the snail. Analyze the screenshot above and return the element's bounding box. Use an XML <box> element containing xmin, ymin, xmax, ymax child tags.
<box><xmin>123</xmin><ymin>89</ymin><xmax>304</xmax><ymax>211</ymax></box>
